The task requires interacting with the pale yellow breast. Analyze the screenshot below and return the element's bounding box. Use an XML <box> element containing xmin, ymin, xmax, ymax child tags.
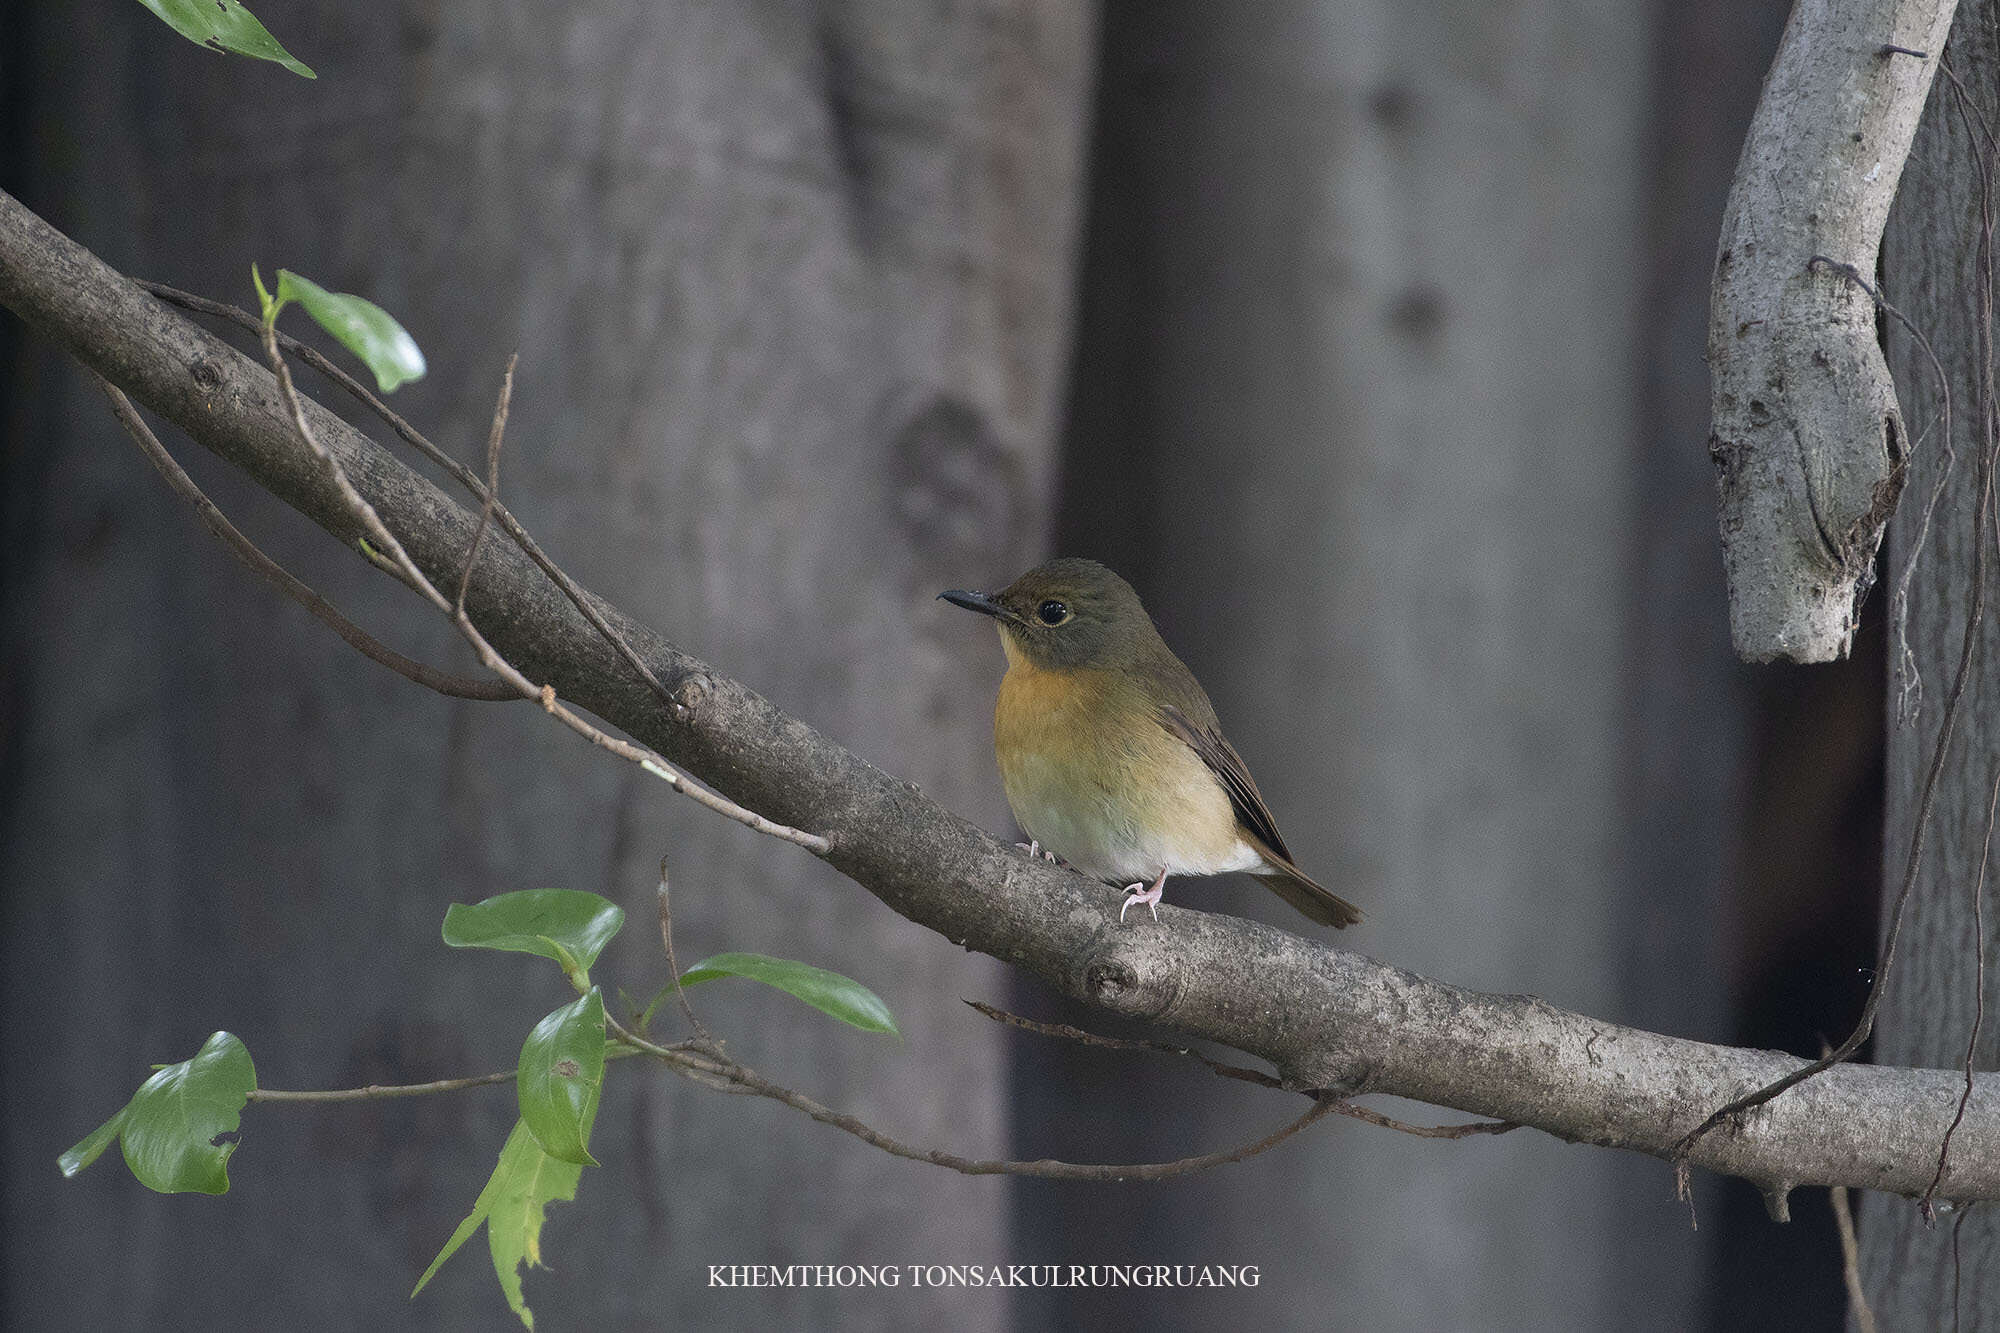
<box><xmin>993</xmin><ymin>651</ymin><xmax>1253</xmax><ymax>883</ymax></box>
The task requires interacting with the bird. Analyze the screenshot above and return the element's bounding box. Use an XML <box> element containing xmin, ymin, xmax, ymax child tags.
<box><xmin>939</xmin><ymin>558</ymin><xmax>1361</xmax><ymax>929</ymax></box>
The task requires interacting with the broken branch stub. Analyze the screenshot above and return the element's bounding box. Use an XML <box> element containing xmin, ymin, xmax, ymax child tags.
<box><xmin>1708</xmin><ymin>0</ymin><xmax>1956</xmax><ymax>663</ymax></box>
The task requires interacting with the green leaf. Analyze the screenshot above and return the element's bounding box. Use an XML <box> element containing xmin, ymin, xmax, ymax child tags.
<box><xmin>677</xmin><ymin>952</ymin><xmax>899</xmax><ymax>1036</ymax></box>
<box><xmin>274</xmin><ymin>270</ymin><xmax>427</xmax><ymax>393</ymax></box>
<box><xmin>116</xmin><ymin>1032</ymin><xmax>256</xmax><ymax>1194</ymax></box>
<box><xmin>442</xmin><ymin>890</ymin><xmax>625</xmax><ymax>987</ymax></box>
<box><xmin>414</xmin><ymin>1120</ymin><xmax>583</xmax><ymax>1331</ymax></box>
<box><xmin>57</xmin><ymin>1108</ymin><xmax>128</xmax><ymax>1179</ymax></box>
<box><xmin>135</xmin><ymin>0</ymin><xmax>315</xmax><ymax>78</ymax></box>
<box><xmin>517</xmin><ymin>989</ymin><xmax>606</xmax><ymax>1167</ymax></box>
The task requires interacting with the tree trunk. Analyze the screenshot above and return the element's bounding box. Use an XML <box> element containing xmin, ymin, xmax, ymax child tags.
<box><xmin>1023</xmin><ymin>2</ymin><xmax>1704</xmax><ymax>1327</ymax></box>
<box><xmin>1</xmin><ymin>2</ymin><xmax>1090</xmax><ymax>1326</ymax></box>
<box><xmin>1863</xmin><ymin>0</ymin><xmax>2000</xmax><ymax>1325</ymax></box>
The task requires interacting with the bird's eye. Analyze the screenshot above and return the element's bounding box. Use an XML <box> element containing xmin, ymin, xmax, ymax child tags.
<box><xmin>1036</xmin><ymin>599</ymin><xmax>1071</xmax><ymax>626</ymax></box>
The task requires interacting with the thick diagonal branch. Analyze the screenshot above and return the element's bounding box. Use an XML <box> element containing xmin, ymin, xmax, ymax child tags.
<box><xmin>3</xmin><ymin>186</ymin><xmax>1998</xmax><ymax>1203</ymax></box>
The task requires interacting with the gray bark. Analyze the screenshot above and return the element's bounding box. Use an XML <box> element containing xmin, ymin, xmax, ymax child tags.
<box><xmin>10</xmin><ymin>169</ymin><xmax>2000</xmax><ymax>1253</ymax></box>
<box><xmin>1</xmin><ymin>3</ymin><xmax>1091</xmax><ymax>1327</ymax></box>
<box><xmin>1862</xmin><ymin>1</ymin><xmax>2000</xmax><ymax>1324</ymax></box>
<box><xmin>1708</xmin><ymin>0</ymin><xmax>1958</xmax><ymax>662</ymax></box>
<box><xmin>1039</xmin><ymin>3</ymin><xmax>1681</xmax><ymax>1328</ymax></box>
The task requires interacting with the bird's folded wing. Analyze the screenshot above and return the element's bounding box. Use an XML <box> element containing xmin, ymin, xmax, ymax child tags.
<box><xmin>1156</xmin><ymin>703</ymin><xmax>1295</xmax><ymax>864</ymax></box>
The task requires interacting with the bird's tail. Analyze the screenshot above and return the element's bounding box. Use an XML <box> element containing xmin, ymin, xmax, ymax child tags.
<box><xmin>1254</xmin><ymin>862</ymin><xmax>1363</xmax><ymax>929</ymax></box>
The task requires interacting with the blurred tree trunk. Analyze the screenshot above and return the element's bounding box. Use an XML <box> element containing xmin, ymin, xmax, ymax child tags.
<box><xmin>1</xmin><ymin>2</ymin><xmax>1090</xmax><ymax>1326</ymax></box>
<box><xmin>1021</xmin><ymin>2</ymin><xmax>1729</xmax><ymax>1328</ymax></box>
<box><xmin>1863</xmin><ymin>2</ymin><xmax>2000</xmax><ymax>1325</ymax></box>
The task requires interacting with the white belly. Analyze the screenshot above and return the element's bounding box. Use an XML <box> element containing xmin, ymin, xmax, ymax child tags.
<box><xmin>1003</xmin><ymin>750</ymin><xmax>1272</xmax><ymax>886</ymax></box>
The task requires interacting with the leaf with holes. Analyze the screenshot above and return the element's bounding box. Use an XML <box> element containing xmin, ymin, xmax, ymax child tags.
<box><xmin>136</xmin><ymin>0</ymin><xmax>314</xmax><ymax>77</ymax></box>
<box><xmin>517</xmin><ymin>989</ymin><xmax>606</xmax><ymax>1166</ymax></box>
<box><xmin>413</xmin><ymin>1119</ymin><xmax>582</xmax><ymax>1330</ymax></box>
<box><xmin>677</xmin><ymin>952</ymin><xmax>899</xmax><ymax>1036</ymax></box>
<box><xmin>56</xmin><ymin>1032</ymin><xmax>257</xmax><ymax>1194</ymax></box>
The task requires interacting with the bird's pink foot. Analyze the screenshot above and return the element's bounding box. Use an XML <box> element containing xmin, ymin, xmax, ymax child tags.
<box><xmin>1016</xmin><ymin>840</ymin><xmax>1061</xmax><ymax>865</ymax></box>
<box><xmin>1120</xmin><ymin>870</ymin><xmax>1168</xmax><ymax>923</ymax></box>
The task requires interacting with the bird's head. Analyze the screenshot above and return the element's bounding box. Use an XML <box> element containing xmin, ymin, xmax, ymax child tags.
<box><xmin>939</xmin><ymin>558</ymin><xmax>1159</xmax><ymax>672</ymax></box>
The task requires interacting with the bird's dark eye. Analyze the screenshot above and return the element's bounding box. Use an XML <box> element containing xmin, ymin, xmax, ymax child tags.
<box><xmin>1036</xmin><ymin>599</ymin><xmax>1071</xmax><ymax>626</ymax></box>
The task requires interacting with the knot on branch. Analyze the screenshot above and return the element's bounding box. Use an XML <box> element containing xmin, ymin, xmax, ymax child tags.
<box><xmin>1079</xmin><ymin>942</ymin><xmax>1185</xmax><ymax>1021</ymax></box>
<box><xmin>670</xmin><ymin>672</ymin><xmax>710</xmax><ymax>724</ymax></box>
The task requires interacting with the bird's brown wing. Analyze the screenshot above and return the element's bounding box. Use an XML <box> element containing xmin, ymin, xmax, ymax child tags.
<box><xmin>1157</xmin><ymin>704</ymin><xmax>1363</xmax><ymax>929</ymax></box>
<box><xmin>1156</xmin><ymin>703</ymin><xmax>1294</xmax><ymax>862</ymax></box>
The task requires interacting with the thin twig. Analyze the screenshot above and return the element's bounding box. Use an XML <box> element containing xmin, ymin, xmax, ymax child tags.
<box><xmin>140</xmin><ymin>280</ymin><xmax>683</xmax><ymax>713</ymax></box>
<box><xmin>702</xmin><ymin>1056</ymin><xmax>1339</xmax><ymax>1179</ymax></box>
<box><xmin>1804</xmin><ymin>256</ymin><xmax>1953</xmax><ymax>725</ymax></box>
<box><xmin>653</xmin><ymin>859</ymin><xmax>715</xmax><ymax>1045</ymax></box>
<box><xmin>93</xmin><ymin>375</ymin><xmax>516</xmax><ymax>701</ymax></box>
<box><xmin>1830</xmin><ymin>1184</ymin><xmax>1877</xmax><ymax>1333</ymax></box>
<box><xmin>248</xmin><ymin>1071</ymin><xmax>518</xmax><ymax>1103</ymax></box>
<box><xmin>964</xmin><ymin>1000</ymin><xmax>1517</xmax><ymax>1140</ymax></box>
<box><xmin>251</xmin><ymin>320</ymin><xmax>832</xmax><ymax>855</ymax></box>
<box><xmin>964</xmin><ymin>999</ymin><xmax>1284</xmax><ymax>1088</ymax></box>
<box><xmin>1924</xmin><ymin>763</ymin><xmax>2000</xmax><ymax>1218</ymax></box>
<box><xmin>455</xmin><ymin>355</ymin><xmax>514</xmax><ymax>617</ymax></box>
<box><xmin>246</xmin><ymin>1044</ymin><xmax>650</xmax><ymax>1103</ymax></box>
<box><xmin>239</xmin><ymin>1007</ymin><xmax>1325</xmax><ymax>1180</ymax></box>
<box><xmin>1325</xmin><ymin>1100</ymin><xmax>1519</xmax><ymax>1141</ymax></box>
<box><xmin>1953</xmin><ymin>1204</ymin><xmax>1975</xmax><ymax>1333</ymax></box>
<box><xmin>604</xmin><ymin>1012</ymin><xmax>1336</xmax><ymax>1180</ymax></box>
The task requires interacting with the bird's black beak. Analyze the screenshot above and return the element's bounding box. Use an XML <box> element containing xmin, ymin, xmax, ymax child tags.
<box><xmin>938</xmin><ymin>588</ymin><xmax>1010</xmax><ymax>621</ymax></box>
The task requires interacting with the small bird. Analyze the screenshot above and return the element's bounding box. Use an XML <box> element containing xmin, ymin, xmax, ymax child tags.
<box><xmin>940</xmin><ymin>558</ymin><xmax>1361</xmax><ymax>928</ymax></box>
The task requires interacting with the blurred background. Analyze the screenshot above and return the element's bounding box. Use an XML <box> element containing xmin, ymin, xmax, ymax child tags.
<box><xmin>1</xmin><ymin>1</ymin><xmax>1887</xmax><ymax>1328</ymax></box>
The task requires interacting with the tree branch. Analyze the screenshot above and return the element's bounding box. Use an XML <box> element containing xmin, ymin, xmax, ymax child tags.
<box><xmin>1707</xmin><ymin>0</ymin><xmax>1958</xmax><ymax>662</ymax></box>
<box><xmin>137</xmin><ymin>279</ymin><xmax>689</xmax><ymax>717</ymax></box>
<box><xmin>4</xmin><ymin>185</ymin><xmax>1999</xmax><ymax>1202</ymax></box>
<box><xmin>94</xmin><ymin>375</ymin><xmax>517</xmax><ymax>701</ymax></box>
<box><xmin>963</xmin><ymin>999</ymin><xmax>1518</xmax><ymax>1139</ymax></box>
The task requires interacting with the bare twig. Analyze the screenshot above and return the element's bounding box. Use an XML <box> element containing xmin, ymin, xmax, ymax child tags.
<box><xmin>697</xmin><ymin>1057</ymin><xmax>1339</xmax><ymax>1180</ymax></box>
<box><xmin>964</xmin><ymin>999</ymin><xmax>1284</xmax><ymax>1088</ymax></box>
<box><xmin>93</xmin><ymin>375</ymin><xmax>516</xmax><ymax>701</ymax></box>
<box><xmin>455</xmin><ymin>355</ymin><xmax>514</xmax><ymax>617</ymax></box>
<box><xmin>1830</xmin><ymin>1184</ymin><xmax>1877</xmax><ymax>1333</ymax></box>
<box><xmin>252</xmin><ymin>317</ymin><xmax>831</xmax><ymax>855</ymax></box>
<box><xmin>248</xmin><ymin>1071</ymin><xmax>518</xmax><ymax>1103</ymax></box>
<box><xmin>139</xmin><ymin>280</ymin><xmax>684</xmax><ymax>714</ymax></box>
<box><xmin>1953</xmin><ymin>1205</ymin><xmax>1976</xmax><ymax>1332</ymax></box>
<box><xmin>1924</xmin><ymin>763</ymin><xmax>2000</xmax><ymax>1218</ymax></box>
<box><xmin>964</xmin><ymin>1000</ymin><xmax>1517</xmax><ymax>1141</ymax></box>
<box><xmin>651</xmin><ymin>859</ymin><xmax>715</xmax><ymax>1045</ymax></box>
<box><xmin>1803</xmin><ymin>257</ymin><xmax>1955</xmax><ymax>725</ymax></box>
<box><xmin>248</xmin><ymin>1041</ymin><xmax>655</xmax><ymax>1104</ymax></box>
<box><xmin>603</xmin><ymin>1012</ymin><xmax>1335</xmax><ymax>1180</ymax></box>
<box><xmin>1327</xmin><ymin>1100</ymin><xmax>1519</xmax><ymax>1141</ymax></box>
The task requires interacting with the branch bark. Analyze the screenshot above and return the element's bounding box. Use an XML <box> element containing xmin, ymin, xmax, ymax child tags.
<box><xmin>4</xmin><ymin>186</ymin><xmax>1998</xmax><ymax>1202</ymax></box>
<box><xmin>1708</xmin><ymin>0</ymin><xmax>1958</xmax><ymax>662</ymax></box>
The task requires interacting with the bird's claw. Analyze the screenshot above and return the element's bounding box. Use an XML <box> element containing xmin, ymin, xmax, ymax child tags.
<box><xmin>1016</xmin><ymin>840</ymin><xmax>1060</xmax><ymax>864</ymax></box>
<box><xmin>1120</xmin><ymin>881</ymin><xmax>1163</xmax><ymax>923</ymax></box>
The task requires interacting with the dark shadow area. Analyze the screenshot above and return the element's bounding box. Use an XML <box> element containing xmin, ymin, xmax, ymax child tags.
<box><xmin>1709</xmin><ymin>621</ymin><xmax>1885</xmax><ymax>1333</ymax></box>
